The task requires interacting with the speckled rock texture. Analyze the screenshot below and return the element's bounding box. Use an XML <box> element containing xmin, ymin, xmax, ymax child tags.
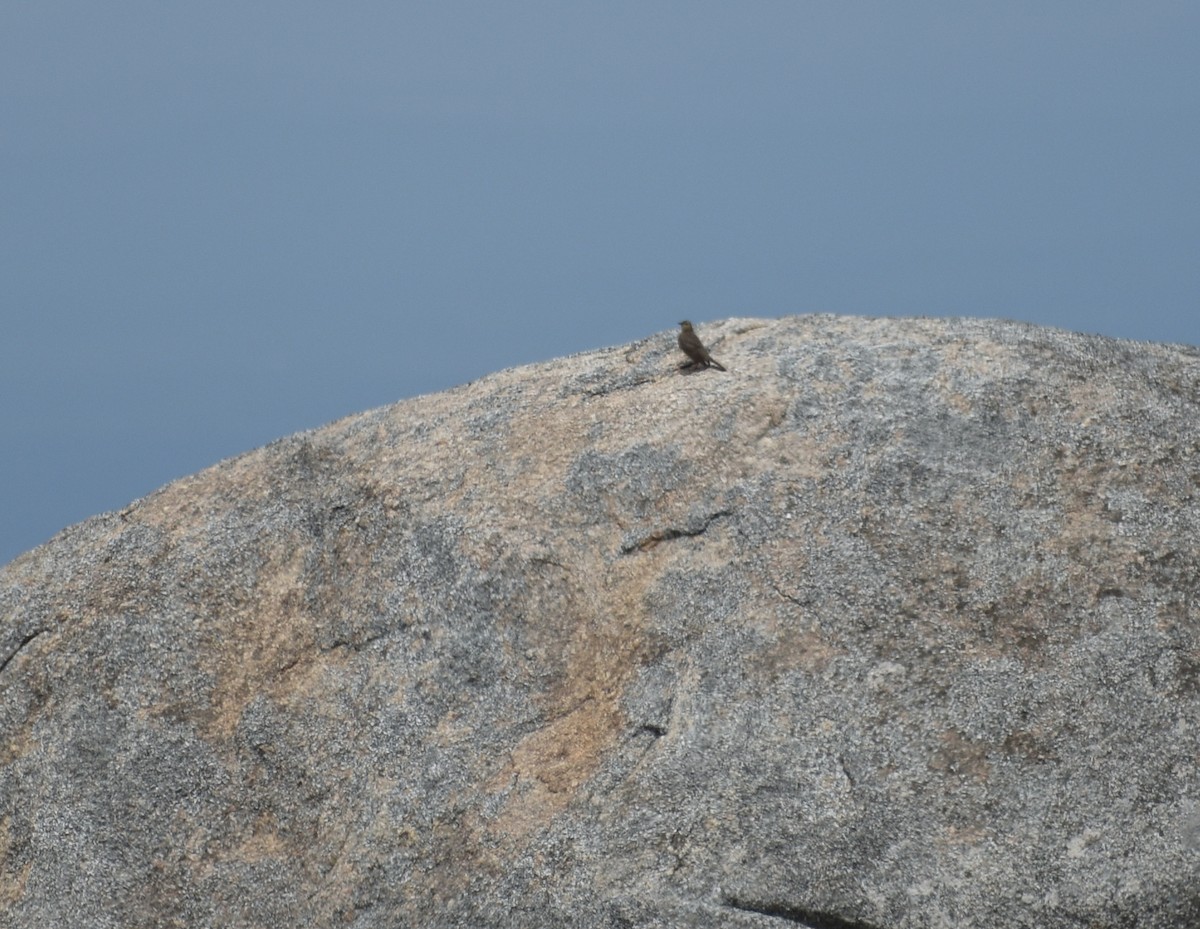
<box><xmin>2</xmin><ymin>315</ymin><xmax>1198</xmax><ymax>929</ymax></box>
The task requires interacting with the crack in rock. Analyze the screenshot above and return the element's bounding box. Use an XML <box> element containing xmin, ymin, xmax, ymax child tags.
<box><xmin>0</xmin><ymin>628</ymin><xmax>46</xmax><ymax>677</ymax></box>
<box><xmin>620</xmin><ymin>509</ymin><xmax>733</xmax><ymax>554</ymax></box>
<box><xmin>722</xmin><ymin>896</ymin><xmax>886</xmax><ymax>929</ymax></box>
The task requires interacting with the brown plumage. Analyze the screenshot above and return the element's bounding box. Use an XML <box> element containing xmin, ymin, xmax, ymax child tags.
<box><xmin>677</xmin><ymin>320</ymin><xmax>727</xmax><ymax>371</ymax></box>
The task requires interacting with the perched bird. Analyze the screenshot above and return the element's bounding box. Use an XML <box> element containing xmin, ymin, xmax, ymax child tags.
<box><xmin>677</xmin><ymin>320</ymin><xmax>727</xmax><ymax>371</ymax></box>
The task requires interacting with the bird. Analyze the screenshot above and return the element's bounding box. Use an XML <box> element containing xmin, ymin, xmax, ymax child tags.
<box><xmin>677</xmin><ymin>320</ymin><xmax>726</xmax><ymax>371</ymax></box>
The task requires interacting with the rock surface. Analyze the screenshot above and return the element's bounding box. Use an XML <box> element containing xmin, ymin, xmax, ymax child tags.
<box><xmin>2</xmin><ymin>315</ymin><xmax>1199</xmax><ymax>929</ymax></box>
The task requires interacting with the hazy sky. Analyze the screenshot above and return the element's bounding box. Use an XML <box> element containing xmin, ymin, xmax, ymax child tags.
<box><xmin>3</xmin><ymin>2</ymin><xmax>1198</xmax><ymax>565</ymax></box>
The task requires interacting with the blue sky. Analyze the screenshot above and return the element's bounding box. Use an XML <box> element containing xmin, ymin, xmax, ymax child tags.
<box><xmin>2</xmin><ymin>2</ymin><xmax>1198</xmax><ymax>565</ymax></box>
